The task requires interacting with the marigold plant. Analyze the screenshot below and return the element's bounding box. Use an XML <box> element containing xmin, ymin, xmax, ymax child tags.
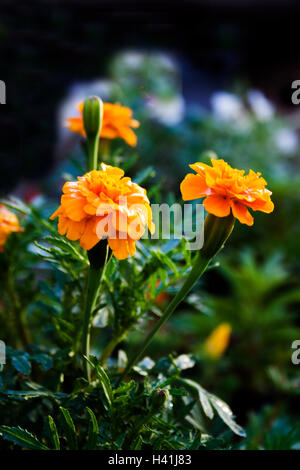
<box><xmin>66</xmin><ymin>101</ymin><xmax>139</xmax><ymax>146</ymax></box>
<box><xmin>180</xmin><ymin>158</ymin><xmax>274</xmax><ymax>225</ymax></box>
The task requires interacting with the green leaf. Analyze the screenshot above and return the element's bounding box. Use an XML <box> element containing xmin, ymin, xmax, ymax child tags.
<box><xmin>59</xmin><ymin>407</ymin><xmax>78</xmax><ymax>450</ymax></box>
<box><xmin>47</xmin><ymin>416</ymin><xmax>60</xmax><ymax>450</ymax></box>
<box><xmin>179</xmin><ymin>377</ymin><xmax>246</xmax><ymax>437</ymax></box>
<box><xmin>189</xmin><ymin>432</ymin><xmax>203</xmax><ymax>450</ymax></box>
<box><xmin>180</xmin><ymin>378</ymin><xmax>214</xmax><ymax>419</ymax></box>
<box><xmin>86</xmin><ymin>407</ymin><xmax>98</xmax><ymax>450</ymax></box>
<box><xmin>208</xmin><ymin>393</ymin><xmax>246</xmax><ymax>438</ymax></box>
<box><xmin>131</xmin><ymin>434</ymin><xmax>143</xmax><ymax>450</ymax></box>
<box><xmin>0</xmin><ymin>426</ymin><xmax>49</xmax><ymax>450</ymax></box>
<box><xmin>11</xmin><ymin>354</ymin><xmax>31</xmax><ymax>375</ymax></box>
<box><xmin>169</xmin><ymin>388</ymin><xmax>188</xmax><ymax>396</ymax></box>
<box><xmin>134</xmin><ymin>166</ymin><xmax>155</xmax><ymax>185</ymax></box>
<box><xmin>32</xmin><ymin>353</ymin><xmax>53</xmax><ymax>371</ymax></box>
<box><xmin>85</xmin><ymin>357</ymin><xmax>113</xmax><ymax>408</ymax></box>
<box><xmin>4</xmin><ymin>390</ymin><xmax>68</xmax><ymax>400</ymax></box>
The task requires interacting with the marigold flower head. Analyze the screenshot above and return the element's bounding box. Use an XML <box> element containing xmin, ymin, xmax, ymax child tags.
<box><xmin>0</xmin><ymin>204</ymin><xmax>23</xmax><ymax>252</ymax></box>
<box><xmin>180</xmin><ymin>158</ymin><xmax>274</xmax><ymax>226</ymax></box>
<box><xmin>66</xmin><ymin>101</ymin><xmax>140</xmax><ymax>147</ymax></box>
<box><xmin>50</xmin><ymin>163</ymin><xmax>155</xmax><ymax>260</ymax></box>
<box><xmin>204</xmin><ymin>323</ymin><xmax>232</xmax><ymax>359</ymax></box>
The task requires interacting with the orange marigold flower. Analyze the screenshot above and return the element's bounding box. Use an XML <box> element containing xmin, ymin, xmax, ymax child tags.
<box><xmin>204</xmin><ymin>323</ymin><xmax>232</xmax><ymax>359</ymax></box>
<box><xmin>66</xmin><ymin>101</ymin><xmax>140</xmax><ymax>147</ymax></box>
<box><xmin>0</xmin><ymin>204</ymin><xmax>23</xmax><ymax>252</ymax></box>
<box><xmin>50</xmin><ymin>163</ymin><xmax>155</xmax><ymax>260</ymax></box>
<box><xmin>180</xmin><ymin>158</ymin><xmax>274</xmax><ymax>226</ymax></box>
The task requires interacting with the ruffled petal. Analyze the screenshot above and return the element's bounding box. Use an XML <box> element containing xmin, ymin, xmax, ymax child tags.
<box><xmin>203</xmin><ymin>195</ymin><xmax>231</xmax><ymax>217</ymax></box>
<box><xmin>247</xmin><ymin>197</ymin><xmax>274</xmax><ymax>213</ymax></box>
<box><xmin>108</xmin><ymin>237</ymin><xmax>129</xmax><ymax>260</ymax></box>
<box><xmin>61</xmin><ymin>194</ymin><xmax>87</xmax><ymax>221</ymax></box>
<box><xmin>80</xmin><ymin>218</ymin><xmax>101</xmax><ymax>250</ymax></box>
<box><xmin>58</xmin><ymin>216</ymin><xmax>69</xmax><ymax>235</ymax></box>
<box><xmin>66</xmin><ymin>220</ymin><xmax>85</xmax><ymax>241</ymax></box>
<box><xmin>180</xmin><ymin>173</ymin><xmax>210</xmax><ymax>201</ymax></box>
<box><xmin>231</xmin><ymin>200</ymin><xmax>253</xmax><ymax>226</ymax></box>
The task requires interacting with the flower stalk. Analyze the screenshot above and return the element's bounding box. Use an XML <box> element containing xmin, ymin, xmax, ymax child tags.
<box><xmin>81</xmin><ymin>96</ymin><xmax>106</xmax><ymax>381</ymax></box>
<box><xmin>83</xmin><ymin>95</ymin><xmax>103</xmax><ymax>171</ymax></box>
<box><xmin>7</xmin><ymin>265</ymin><xmax>30</xmax><ymax>349</ymax></box>
<box><xmin>119</xmin><ymin>213</ymin><xmax>235</xmax><ymax>381</ymax></box>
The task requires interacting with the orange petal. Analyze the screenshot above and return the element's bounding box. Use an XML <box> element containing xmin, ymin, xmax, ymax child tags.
<box><xmin>118</xmin><ymin>126</ymin><xmax>137</xmax><ymax>147</ymax></box>
<box><xmin>231</xmin><ymin>200</ymin><xmax>253</xmax><ymax>226</ymax></box>
<box><xmin>80</xmin><ymin>218</ymin><xmax>101</xmax><ymax>250</ymax></box>
<box><xmin>66</xmin><ymin>220</ymin><xmax>85</xmax><ymax>241</ymax></box>
<box><xmin>108</xmin><ymin>238</ymin><xmax>129</xmax><ymax>260</ymax></box>
<box><xmin>128</xmin><ymin>239</ymin><xmax>136</xmax><ymax>256</ymax></box>
<box><xmin>61</xmin><ymin>194</ymin><xmax>87</xmax><ymax>221</ymax></box>
<box><xmin>100</xmin><ymin>163</ymin><xmax>124</xmax><ymax>178</ymax></box>
<box><xmin>203</xmin><ymin>195</ymin><xmax>231</xmax><ymax>217</ymax></box>
<box><xmin>58</xmin><ymin>216</ymin><xmax>69</xmax><ymax>235</ymax></box>
<box><xmin>247</xmin><ymin>198</ymin><xmax>274</xmax><ymax>213</ymax></box>
<box><xmin>65</xmin><ymin>117</ymin><xmax>85</xmax><ymax>136</ymax></box>
<box><xmin>180</xmin><ymin>173</ymin><xmax>210</xmax><ymax>201</ymax></box>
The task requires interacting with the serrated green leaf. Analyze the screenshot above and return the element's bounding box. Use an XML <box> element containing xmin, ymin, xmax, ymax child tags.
<box><xmin>208</xmin><ymin>393</ymin><xmax>246</xmax><ymax>437</ymax></box>
<box><xmin>47</xmin><ymin>416</ymin><xmax>60</xmax><ymax>450</ymax></box>
<box><xmin>0</xmin><ymin>426</ymin><xmax>49</xmax><ymax>450</ymax></box>
<box><xmin>85</xmin><ymin>357</ymin><xmax>113</xmax><ymax>407</ymax></box>
<box><xmin>86</xmin><ymin>407</ymin><xmax>98</xmax><ymax>450</ymax></box>
<box><xmin>59</xmin><ymin>407</ymin><xmax>78</xmax><ymax>450</ymax></box>
<box><xmin>180</xmin><ymin>378</ymin><xmax>214</xmax><ymax>419</ymax></box>
<box><xmin>131</xmin><ymin>434</ymin><xmax>143</xmax><ymax>450</ymax></box>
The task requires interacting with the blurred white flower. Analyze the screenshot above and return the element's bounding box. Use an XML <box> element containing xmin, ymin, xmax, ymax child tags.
<box><xmin>274</xmin><ymin>128</ymin><xmax>298</xmax><ymax>155</ymax></box>
<box><xmin>147</xmin><ymin>94</ymin><xmax>185</xmax><ymax>126</ymax></box>
<box><xmin>119</xmin><ymin>51</ymin><xmax>145</xmax><ymax>68</ymax></box>
<box><xmin>248</xmin><ymin>90</ymin><xmax>274</xmax><ymax>121</ymax></box>
<box><xmin>211</xmin><ymin>91</ymin><xmax>244</xmax><ymax>120</ymax></box>
<box><xmin>211</xmin><ymin>91</ymin><xmax>250</xmax><ymax>129</ymax></box>
<box><xmin>57</xmin><ymin>79</ymin><xmax>114</xmax><ymax>139</ymax></box>
<box><xmin>154</xmin><ymin>52</ymin><xmax>177</xmax><ymax>71</ymax></box>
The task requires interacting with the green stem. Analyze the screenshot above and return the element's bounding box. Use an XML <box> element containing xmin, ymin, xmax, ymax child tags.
<box><xmin>99</xmin><ymin>329</ymin><xmax>130</xmax><ymax>365</ymax></box>
<box><xmin>82</xmin><ymin>244</ymin><xmax>109</xmax><ymax>381</ymax></box>
<box><xmin>88</xmin><ymin>136</ymin><xmax>99</xmax><ymax>171</ymax></box>
<box><xmin>119</xmin><ymin>213</ymin><xmax>235</xmax><ymax>382</ymax></box>
<box><xmin>7</xmin><ymin>266</ymin><xmax>30</xmax><ymax>349</ymax></box>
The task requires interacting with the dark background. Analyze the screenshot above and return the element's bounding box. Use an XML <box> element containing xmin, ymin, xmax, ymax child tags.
<box><xmin>1</xmin><ymin>0</ymin><xmax>300</xmax><ymax>193</ymax></box>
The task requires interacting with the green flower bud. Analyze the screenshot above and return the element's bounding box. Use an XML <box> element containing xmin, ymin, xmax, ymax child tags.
<box><xmin>151</xmin><ymin>388</ymin><xmax>169</xmax><ymax>412</ymax></box>
<box><xmin>83</xmin><ymin>95</ymin><xmax>103</xmax><ymax>140</ymax></box>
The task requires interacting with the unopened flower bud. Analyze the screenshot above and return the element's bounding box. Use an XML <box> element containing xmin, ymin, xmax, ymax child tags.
<box><xmin>83</xmin><ymin>95</ymin><xmax>103</xmax><ymax>140</ymax></box>
<box><xmin>151</xmin><ymin>388</ymin><xmax>169</xmax><ymax>411</ymax></box>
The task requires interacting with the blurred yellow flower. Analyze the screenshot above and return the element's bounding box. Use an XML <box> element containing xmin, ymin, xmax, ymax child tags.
<box><xmin>204</xmin><ymin>323</ymin><xmax>232</xmax><ymax>358</ymax></box>
<box><xmin>66</xmin><ymin>101</ymin><xmax>140</xmax><ymax>147</ymax></box>
<box><xmin>0</xmin><ymin>204</ymin><xmax>23</xmax><ymax>252</ymax></box>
